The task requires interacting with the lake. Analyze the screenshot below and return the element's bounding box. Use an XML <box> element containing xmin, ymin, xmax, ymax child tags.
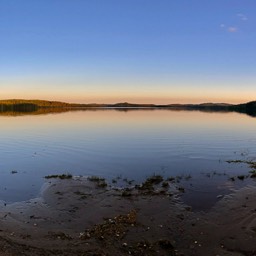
<box><xmin>0</xmin><ymin>109</ymin><xmax>256</xmax><ymax>210</ymax></box>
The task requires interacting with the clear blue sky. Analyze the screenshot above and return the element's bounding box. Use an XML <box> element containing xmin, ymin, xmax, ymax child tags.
<box><xmin>0</xmin><ymin>0</ymin><xmax>255</xmax><ymax>103</ymax></box>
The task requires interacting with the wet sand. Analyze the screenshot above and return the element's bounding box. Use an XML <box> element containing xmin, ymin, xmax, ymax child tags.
<box><xmin>0</xmin><ymin>176</ymin><xmax>256</xmax><ymax>255</ymax></box>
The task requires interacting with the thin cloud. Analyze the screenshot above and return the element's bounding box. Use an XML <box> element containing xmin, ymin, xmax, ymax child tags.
<box><xmin>237</xmin><ymin>13</ymin><xmax>248</xmax><ymax>21</ymax></box>
<box><xmin>228</xmin><ymin>27</ymin><xmax>238</xmax><ymax>33</ymax></box>
<box><xmin>220</xmin><ymin>24</ymin><xmax>238</xmax><ymax>33</ymax></box>
<box><xmin>220</xmin><ymin>13</ymin><xmax>247</xmax><ymax>33</ymax></box>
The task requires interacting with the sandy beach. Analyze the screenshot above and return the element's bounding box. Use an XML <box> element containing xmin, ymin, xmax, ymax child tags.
<box><xmin>0</xmin><ymin>175</ymin><xmax>255</xmax><ymax>255</ymax></box>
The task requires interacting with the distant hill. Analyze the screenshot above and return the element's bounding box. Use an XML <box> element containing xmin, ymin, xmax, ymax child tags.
<box><xmin>109</xmin><ymin>102</ymin><xmax>156</xmax><ymax>108</ymax></box>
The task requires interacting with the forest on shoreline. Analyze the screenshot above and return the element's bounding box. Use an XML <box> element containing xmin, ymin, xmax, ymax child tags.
<box><xmin>0</xmin><ymin>99</ymin><xmax>256</xmax><ymax>117</ymax></box>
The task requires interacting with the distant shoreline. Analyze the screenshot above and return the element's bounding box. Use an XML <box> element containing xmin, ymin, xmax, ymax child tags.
<box><xmin>0</xmin><ymin>98</ymin><xmax>253</xmax><ymax>107</ymax></box>
<box><xmin>0</xmin><ymin>99</ymin><xmax>256</xmax><ymax>117</ymax></box>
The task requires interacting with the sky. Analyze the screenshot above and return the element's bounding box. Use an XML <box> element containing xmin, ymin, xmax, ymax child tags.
<box><xmin>0</xmin><ymin>0</ymin><xmax>255</xmax><ymax>104</ymax></box>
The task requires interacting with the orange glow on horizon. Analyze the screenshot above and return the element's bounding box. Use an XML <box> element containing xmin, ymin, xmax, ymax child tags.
<box><xmin>1</xmin><ymin>81</ymin><xmax>255</xmax><ymax>105</ymax></box>
<box><xmin>0</xmin><ymin>94</ymin><xmax>254</xmax><ymax>105</ymax></box>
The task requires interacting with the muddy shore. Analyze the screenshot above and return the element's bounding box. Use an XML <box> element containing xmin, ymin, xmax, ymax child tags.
<box><xmin>0</xmin><ymin>176</ymin><xmax>256</xmax><ymax>256</ymax></box>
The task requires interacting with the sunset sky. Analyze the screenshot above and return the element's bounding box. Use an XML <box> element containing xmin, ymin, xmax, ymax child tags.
<box><xmin>0</xmin><ymin>0</ymin><xmax>255</xmax><ymax>104</ymax></box>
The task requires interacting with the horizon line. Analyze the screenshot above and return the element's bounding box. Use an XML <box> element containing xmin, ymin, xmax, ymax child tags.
<box><xmin>0</xmin><ymin>98</ymin><xmax>255</xmax><ymax>106</ymax></box>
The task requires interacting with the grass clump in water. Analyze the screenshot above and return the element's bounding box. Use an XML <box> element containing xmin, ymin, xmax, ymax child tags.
<box><xmin>178</xmin><ymin>187</ymin><xmax>185</xmax><ymax>193</ymax></box>
<box><xmin>227</xmin><ymin>159</ymin><xmax>256</xmax><ymax>170</ymax></box>
<box><xmin>146</xmin><ymin>174</ymin><xmax>163</xmax><ymax>184</ymax></box>
<box><xmin>136</xmin><ymin>174</ymin><xmax>164</xmax><ymax>192</ymax></box>
<box><xmin>237</xmin><ymin>175</ymin><xmax>245</xmax><ymax>180</ymax></box>
<box><xmin>226</xmin><ymin>160</ymin><xmax>245</xmax><ymax>164</ymax></box>
<box><xmin>45</xmin><ymin>173</ymin><xmax>72</xmax><ymax>179</ymax></box>
<box><xmin>162</xmin><ymin>181</ymin><xmax>169</xmax><ymax>188</ymax></box>
<box><xmin>88</xmin><ymin>176</ymin><xmax>108</xmax><ymax>188</ymax></box>
<box><xmin>121</xmin><ymin>188</ymin><xmax>133</xmax><ymax>197</ymax></box>
<box><xmin>167</xmin><ymin>176</ymin><xmax>175</xmax><ymax>182</ymax></box>
<box><xmin>227</xmin><ymin>159</ymin><xmax>256</xmax><ymax>179</ymax></box>
<box><xmin>88</xmin><ymin>176</ymin><xmax>105</xmax><ymax>182</ymax></box>
<box><xmin>250</xmin><ymin>170</ymin><xmax>256</xmax><ymax>178</ymax></box>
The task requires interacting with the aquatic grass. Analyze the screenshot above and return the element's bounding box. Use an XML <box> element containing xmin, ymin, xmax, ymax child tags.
<box><xmin>88</xmin><ymin>176</ymin><xmax>105</xmax><ymax>182</ymax></box>
<box><xmin>136</xmin><ymin>174</ymin><xmax>164</xmax><ymax>193</ymax></box>
<box><xmin>88</xmin><ymin>176</ymin><xmax>108</xmax><ymax>188</ymax></box>
<box><xmin>227</xmin><ymin>160</ymin><xmax>256</xmax><ymax>169</ymax></box>
<box><xmin>249</xmin><ymin>162</ymin><xmax>256</xmax><ymax>170</ymax></box>
<box><xmin>178</xmin><ymin>187</ymin><xmax>185</xmax><ymax>193</ymax></box>
<box><xmin>237</xmin><ymin>175</ymin><xmax>245</xmax><ymax>180</ymax></box>
<box><xmin>45</xmin><ymin>173</ymin><xmax>72</xmax><ymax>179</ymax></box>
<box><xmin>250</xmin><ymin>170</ymin><xmax>256</xmax><ymax>178</ymax></box>
<box><xmin>139</xmin><ymin>174</ymin><xmax>163</xmax><ymax>190</ymax></box>
<box><xmin>97</xmin><ymin>180</ymin><xmax>108</xmax><ymax>188</ymax></box>
<box><xmin>226</xmin><ymin>160</ymin><xmax>245</xmax><ymax>164</ymax></box>
<box><xmin>161</xmin><ymin>181</ymin><xmax>170</xmax><ymax>188</ymax></box>
<box><xmin>146</xmin><ymin>174</ymin><xmax>163</xmax><ymax>185</ymax></box>
<box><xmin>123</xmin><ymin>178</ymin><xmax>134</xmax><ymax>185</ymax></box>
<box><xmin>227</xmin><ymin>160</ymin><xmax>256</xmax><ymax>179</ymax></box>
<box><xmin>167</xmin><ymin>176</ymin><xmax>175</xmax><ymax>182</ymax></box>
<box><xmin>251</xmin><ymin>173</ymin><xmax>256</xmax><ymax>178</ymax></box>
<box><xmin>121</xmin><ymin>189</ymin><xmax>132</xmax><ymax>197</ymax></box>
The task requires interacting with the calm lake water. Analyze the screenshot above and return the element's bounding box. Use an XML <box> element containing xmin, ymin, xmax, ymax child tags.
<box><xmin>1</xmin><ymin>109</ymin><xmax>256</xmax><ymax>209</ymax></box>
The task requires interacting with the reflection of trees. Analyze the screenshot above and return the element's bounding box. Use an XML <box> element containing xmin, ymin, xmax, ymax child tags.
<box><xmin>229</xmin><ymin>101</ymin><xmax>256</xmax><ymax>118</ymax></box>
<box><xmin>0</xmin><ymin>103</ymin><xmax>38</xmax><ymax>112</ymax></box>
<box><xmin>0</xmin><ymin>104</ymin><xmax>71</xmax><ymax>116</ymax></box>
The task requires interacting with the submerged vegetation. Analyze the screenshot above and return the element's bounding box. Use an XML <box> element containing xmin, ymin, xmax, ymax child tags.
<box><xmin>226</xmin><ymin>159</ymin><xmax>256</xmax><ymax>180</ymax></box>
<box><xmin>226</xmin><ymin>159</ymin><xmax>256</xmax><ymax>170</ymax></box>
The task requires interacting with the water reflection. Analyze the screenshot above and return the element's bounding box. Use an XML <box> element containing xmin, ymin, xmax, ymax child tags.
<box><xmin>0</xmin><ymin>109</ymin><xmax>255</xmax><ymax>209</ymax></box>
<box><xmin>0</xmin><ymin>105</ymin><xmax>256</xmax><ymax>118</ymax></box>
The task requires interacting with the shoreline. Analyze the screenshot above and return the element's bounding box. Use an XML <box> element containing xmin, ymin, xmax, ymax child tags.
<box><xmin>0</xmin><ymin>175</ymin><xmax>256</xmax><ymax>255</ymax></box>
<box><xmin>0</xmin><ymin>99</ymin><xmax>256</xmax><ymax>118</ymax></box>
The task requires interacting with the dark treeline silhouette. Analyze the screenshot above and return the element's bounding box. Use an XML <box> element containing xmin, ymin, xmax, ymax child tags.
<box><xmin>229</xmin><ymin>101</ymin><xmax>256</xmax><ymax>117</ymax></box>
